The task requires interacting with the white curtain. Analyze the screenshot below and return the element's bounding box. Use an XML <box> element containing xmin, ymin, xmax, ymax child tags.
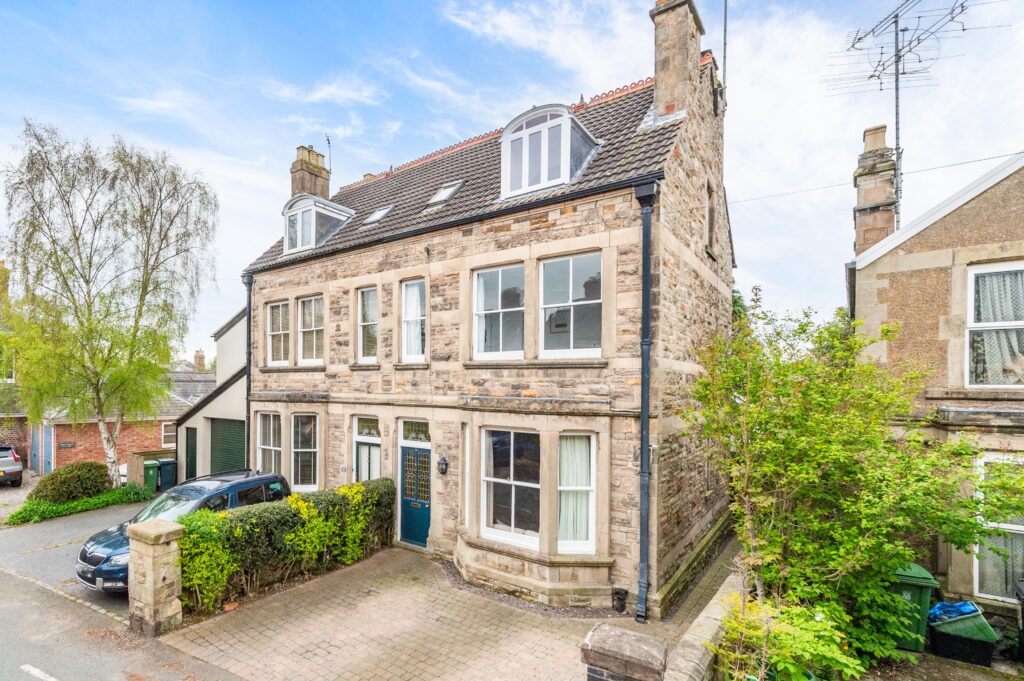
<box><xmin>404</xmin><ymin>282</ymin><xmax>425</xmax><ymax>357</ymax></box>
<box><xmin>975</xmin><ymin>271</ymin><xmax>1024</xmax><ymax>384</ymax></box>
<box><xmin>558</xmin><ymin>435</ymin><xmax>591</xmax><ymax>543</ymax></box>
<box><xmin>357</xmin><ymin>442</ymin><xmax>381</xmax><ymax>482</ymax></box>
<box><xmin>978</xmin><ymin>531</ymin><xmax>1024</xmax><ymax>599</ymax></box>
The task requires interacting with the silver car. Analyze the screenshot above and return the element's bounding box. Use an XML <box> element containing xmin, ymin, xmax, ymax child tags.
<box><xmin>0</xmin><ymin>446</ymin><xmax>23</xmax><ymax>487</ymax></box>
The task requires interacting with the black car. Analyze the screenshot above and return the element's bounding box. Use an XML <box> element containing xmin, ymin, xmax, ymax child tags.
<box><xmin>77</xmin><ymin>469</ymin><xmax>289</xmax><ymax>593</ymax></box>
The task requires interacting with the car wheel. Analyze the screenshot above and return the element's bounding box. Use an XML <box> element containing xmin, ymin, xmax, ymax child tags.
<box><xmin>10</xmin><ymin>479</ymin><xmax>21</xmax><ymax>488</ymax></box>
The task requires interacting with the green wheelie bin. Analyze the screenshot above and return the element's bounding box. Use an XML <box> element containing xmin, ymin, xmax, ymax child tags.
<box><xmin>143</xmin><ymin>459</ymin><xmax>159</xmax><ymax>494</ymax></box>
<box><xmin>890</xmin><ymin>563</ymin><xmax>939</xmax><ymax>652</ymax></box>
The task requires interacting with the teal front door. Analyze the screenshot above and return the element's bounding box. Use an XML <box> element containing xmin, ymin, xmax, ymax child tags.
<box><xmin>185</xmin><ymin>427</ymin><xmax>197</xmax><ymax>480</ymax></box>
<box><xmin>400</xmin><ymin>447</ymin><xmax>431</xmax><ymax>547</ymax></box>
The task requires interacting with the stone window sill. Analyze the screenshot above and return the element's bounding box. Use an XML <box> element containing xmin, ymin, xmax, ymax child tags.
<box><xmin>259</xmin><ymin>365</ymin><xmax>325</xmax><ymax>373</ymax></box>
<box><xmin>395</xmin><ymin>363</ymin><xmax>429</xmax><ymax>371</ymax></box>
<box><xmin>349</xmin><ymin>363</ymin><xmax>381</xmax><ymax>372</ymax></box>
<box><xmin>463</xmin><ymin>359</ymin><xmax>608</xmax><ymax>370</ymax></box>
<box><xmin>925</xmin><ymin>388</ymin><xmax>1024</xmax><ymax>401</ymax></box>
<box><xmin>458</xmin><ymin>529</ymin><xmax>614</xmax><ymax>568</ymax></box>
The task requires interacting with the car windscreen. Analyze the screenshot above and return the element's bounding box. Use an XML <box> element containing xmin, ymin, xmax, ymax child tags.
<box><xmin>132</xmin><ymin>492</ymin><xmax>199</xmax><ymax>524</ymax></box>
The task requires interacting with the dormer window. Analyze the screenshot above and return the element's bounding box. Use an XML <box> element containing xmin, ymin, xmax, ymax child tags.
<box><xmin>283</xmin><ymin>194</ymin><xmax>354</xmax><ymax>255</ymax></box>
<box><xmin>364</xmin><ymin>206</ymin><xmax>393</xmax><ymax>225</ymax></box>
<box><xmin>426</xmin><ymin>181</ymin><xmax>463</xmax><ymax>209</ymax></box>
<box><xmin>501</xmin><ymin>105</ymin><xmax>597</xmax><ymax>199</ymax></box>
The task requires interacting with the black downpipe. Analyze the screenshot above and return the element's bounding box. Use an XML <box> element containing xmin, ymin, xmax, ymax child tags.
<box><xmin>243</xmin><ymin>273</ymin><xmax>254</xmax><ymax>470</ymax></box>
<box><xmin>634</xmin><ymin>181</ymin><xmax>658</xmax><ymax>623</ymax></box>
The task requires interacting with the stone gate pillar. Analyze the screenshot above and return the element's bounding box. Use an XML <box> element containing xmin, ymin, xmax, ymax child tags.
<box><xmin>127</xmin><ymin>518</ymin><xmax>184</xmax><ymax>636</ymax></box>
<box><xmin>581</xmin><ymin>623</ymin><xmax>668</xmax><ymax>681</ymax></box>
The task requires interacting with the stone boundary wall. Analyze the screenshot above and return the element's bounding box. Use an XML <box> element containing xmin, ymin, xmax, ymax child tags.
<box><xmin>664</xmin><ymin>572</ymin><xmax>741</xmax><ymax>681</ymax></box>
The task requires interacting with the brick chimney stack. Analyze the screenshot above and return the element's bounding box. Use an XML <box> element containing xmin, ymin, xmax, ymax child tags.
<box><xmin>291</xmin><ymin>145</ymin><xmax>330</xmax><ymax>199</ymax></box>
<box><xmin>853</xmin><ymin>125</ymin><xmax>897</xmax><ymax>255</ymax></box>
<box><xmin>650</xmin><ymin>0</ymin><xmax>705</xmax><ymax>117</ymax></box>
<box><xmin>193</xmin><ymin>349</ymin><xmax>206</xmax><ymax>372</ymax></box>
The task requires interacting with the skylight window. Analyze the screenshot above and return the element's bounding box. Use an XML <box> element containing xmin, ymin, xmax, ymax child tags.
<box><xmin>426</xmin><ymin>180</ymin><xmax>463</xmax><ymax>208</ymax></box>
<box><xmin>500</xmin><ymin>105</ymin><xmax>597</xmax><ymax>199</ymax></box>
<box><xmin>363</xmin><ymin>206</ymin><xmax>393</xmax><ymax>225</ymax></box>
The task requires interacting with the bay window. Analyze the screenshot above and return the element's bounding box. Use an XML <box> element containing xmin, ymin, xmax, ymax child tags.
<box><xmin>357</xmin><ymin>287</ymin><xmax>378</xmax><ymax>364</ymax></box>
<box><xmin>292</xmin><ymin>414</ymin><xmax>318</xmax><ymax>491</ymax></box>
<box><xmin>557</xmin><ymin>434</ymin><xmax>595</xmax><ymax>554</ymax></box>
<box><xmin>481</xmin><ymin>430</ymin><xmax>540</xmax><ymax>549</ymax></box>
<box><xmin>266</xmin><ymin>301</ymin><xmax>290</xmax><ymax>366</ymax></box>
<box><xmin>967</xmin><ymin>262</ymin><xmax>1024</xmax><ymax>387</ymax></box>
<box><xmin>353</xmin><ymin>416</ymin><xmax>381</xmax><ymax>482</ymax></box>
<box><xmin>402</xmin><ymin>280</ymin><xmax>426</xmax><ymax>363</ymax></box>
<box><xmin>298</xmin><ymin>295</ymin><xmax>324</xmax><ymax>365</ymax></box>
<box><xmin>540</xmin><ymin>252</ymin><xmax>602</xmax><ymax>357</ymax></box>
<box><xmin>473</xmin><ymin>264</ymin><xmax>524</xmax><ymax>359</ymax></box>
<box><xmin>257</xmin><ymin>412</ymin><xmax>282</xmax><ymax>475</ymax></box>
<box><xmin>975</xmin><ymin>454</ymin><xmax>1024</xmax><ymax>602</ymax></box>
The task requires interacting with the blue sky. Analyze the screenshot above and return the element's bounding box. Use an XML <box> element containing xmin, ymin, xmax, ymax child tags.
<box><xmin>1</xmin><ymin>0</ymin><xmax>1022</xmax><ymax>360</ymax></box>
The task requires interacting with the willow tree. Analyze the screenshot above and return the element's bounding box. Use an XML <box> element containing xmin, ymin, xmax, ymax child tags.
<box><xmin>2</xmin><ymin>121</ymin><xmax>216</xmax><ymax>482</ymax></box>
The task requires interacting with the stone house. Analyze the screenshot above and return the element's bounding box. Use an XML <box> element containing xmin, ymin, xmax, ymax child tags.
<box><xmin>243</xmin><ymin>0</ymin><xmax>733</xmax><ymax>618</ymax></box>
<box><xmin>848</xmin><ymin>124</ymin><xmax>1024</xmax><ymax>612</ymax></box>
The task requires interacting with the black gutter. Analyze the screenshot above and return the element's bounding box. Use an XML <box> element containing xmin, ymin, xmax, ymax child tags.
<box><xmin>634</xmin><ymin>180</ymin><xmax>658</xmax><ymax>623</ymax></box>
<box><xmin>245</xmin><ymin>171</ymin><xmax>666</xmax><ymax>276</ymax></box>
<box><xmin>243</xmin><ymin>273</ymin><xmax>254</xmax><ymax>469</ymax></box>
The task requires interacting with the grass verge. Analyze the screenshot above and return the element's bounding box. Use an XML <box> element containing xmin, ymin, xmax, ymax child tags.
<box><xmin>6</xmin><ymin>483</ymin><xmax>154</xmax><ymax>525</ymax></box>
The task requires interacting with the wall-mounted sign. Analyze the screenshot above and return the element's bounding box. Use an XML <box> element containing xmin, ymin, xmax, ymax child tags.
<box><xmin>58</xmin><ymin>442</ymin><xmax>75</xmax><ymax>449</ymax></box>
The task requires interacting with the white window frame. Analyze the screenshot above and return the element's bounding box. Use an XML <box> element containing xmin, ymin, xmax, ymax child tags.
<box><xmin>426</xmin><ymin>180</ymin><xmax>463</xmax><ymax>208</ymax></box>
<box><xmin>501</xmin><ymin>107</ymin><xmax>570</xmax><ymax>199</ymax></box>
<box><xmin>353</xmin><ymin>416</ymin><xmax>382</xmax><ymax>483</ymax></box>
<box><xmin>357</xmin><ymin>287</ymin><xmax>379</xmax><ymax>364</ymax></box>
<box><xmin>284</xmin><ymin>207</ymin><xmax>314</xmax><ymax>253</ymax></box>
<box><xmin>473</xmin><ymin>264</ymin><xmax>525</xmax><ymax>361</ymax></box>
<box><xmin>401</xmin><ymin>279</ymin><xmax>427</xmax><ymax>364</ymax></box>
<box><xmin>557</xmin><ymin>432</ymin><xmax>597</xmax><ymax>555</ymax></box>
<box><xmin>297</xmin><ymin>295</ymin><xmax>325</xmax><ymax>366</ymax></box>
<box><xmin>266</xmin><ymin>301</ymin><xmax>290</xmax><ymax>367</ymax></box>
<box><xmin>282</xmin><ymin>196</ymin><xmax>353</xmax><ymax>254</ymax></box>
<box><xmin>256</xmin><ymin>412</ymin><xmax>282</xmax><ymax>475</ymax></box>
<box><xmin>539</xmin><ymin>253</ymin><xmax>603</xmax><ymax>359</ymax></box>
<box><xmin>291</xmin><ymin>413</ymin><xmax>319</xmax><ymax>492</ymax></box>
<box><xmin>161</xmin><ymin>422</ymin><xmax>176</xmax><ymax>449</ymax></box>
<box><xmin>479</xmin><ymin>429</ymin><xmax>541</xmax><ymax>551</ymax></box>
<box><xmin>965</xmin><ymin>261</ymin><xmax>1024</xmax><ymax>389</ymax></box>
<box><xmin>973</xmin><ymin>452</ymin><xmax>1024</xmax><ymax>603</ymax></box>
<box><xmin>363</xmin><ymin>206</ymin><xmax>393</xmax><ymax>225</ymax></box>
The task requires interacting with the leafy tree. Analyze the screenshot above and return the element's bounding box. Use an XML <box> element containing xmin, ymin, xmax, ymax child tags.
<box><xmin>2</xmin><ymin>121</ymin><xmax>216</xmax><ymax>482</ymax></box>
<box><xmin>732</xmin><ymin>287</ymin><xmax>748</xmax><ymax>322</ymax></box>
<box><xmin>688</xmin><ymin>288</ymin><xmax>1024</xmax><ymax>678</ymax></box>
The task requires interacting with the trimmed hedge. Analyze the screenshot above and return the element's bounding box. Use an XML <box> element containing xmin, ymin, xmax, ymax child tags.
<box><xmin>179</xmin><ymin>478</ymin><xmax>395</xmax><ymax>613</ymax></box>
<box><xmin>7</xmin><ymin>483</ymin><xmax>154</xmax><ymax>524</ymax></box>
<box><xmin>29</xmin><ymin>461</ymin><xmax>111</xmax><ymax>504</ymax></box>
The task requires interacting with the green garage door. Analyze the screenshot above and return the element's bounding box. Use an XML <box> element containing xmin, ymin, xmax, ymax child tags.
<box><xmin>210</xmin><ymin>419</ymin><xmax>246</xmax><ymax>474</ymax></box>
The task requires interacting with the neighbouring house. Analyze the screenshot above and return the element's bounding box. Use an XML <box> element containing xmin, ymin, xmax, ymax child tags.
<box><xmin>243</xmin><ymin>0</ymin><xmax>733</xmax><ymax>618</ymax></box>
<box><xmin>27</xmin><ymin>354</ymin><xmax>216</xmax><ymax>475</ymax></box>
<box><xmin>847</xmin><ymin>124</ymin><xmax>1024</xmax><ymax>613</ymax></box>
<box><xmin>175</xmin><ymin>308</ymin><xmax>248</xmax><ymax>481</ymax></box>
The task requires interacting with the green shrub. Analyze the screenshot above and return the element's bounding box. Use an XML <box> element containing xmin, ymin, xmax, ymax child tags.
<box><xmin>29</xmin><ymin>461</ymin><xmax>111</xmax><ymax>503</ymax></box>
<box><xmin>7</xmin><ymin>483</ymin><xmax>153</xmax><ymax>524</ymax></box>
<box><xmin>178</xmin><ymin>478</ymin><xmax>396</xmax><ymax>613</ymax></box>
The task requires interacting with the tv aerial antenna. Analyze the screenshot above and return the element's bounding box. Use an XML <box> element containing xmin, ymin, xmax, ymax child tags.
<box><xmin>824</xmin><ymin>1</ymin><xmax>1009</xmax><ymax>228</ymax></box>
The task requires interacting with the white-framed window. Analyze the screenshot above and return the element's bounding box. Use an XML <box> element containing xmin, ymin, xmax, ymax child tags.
<box><xmin>974</xmin><ymin>453</ymin><xmax>1024</xmax><ymax>602</ymax></box>
<box><xmin>966</xmin><ymin>261</ymin><xmax>1024</xmax><ymax>387</ymax></box>
<box><xmin>286</xmin><ymin>207</ymin><xmax>314</xmax><ymax>252</ymax></box>
<box><xmin>473</xmin><ymin>264</ymin><xmax>524</xmax><ymax>360</ymax></box>
<box><xmin>402</xmin><ymin>279</ymin><xmax>427</xmax><ymax>363</ymax></box>
<box><xmin>266</xmin><ymin>301</ymin><xmax>290</xmax><ymax>366</ymax></box>
<box><xmin>480</xmin><ymin>429</ymin><xmax>540</xmax><ymax>550</ymax></box>
<box><xmin>557</xmin><ymin>433</ymin><xmax>596</xmax><ymax>554</ymax></box>
<box><xmin>357</xmin><ymin>287</ymin><xmax>378</xmax><ymax>364</ymax></box>
<box><xmin>400</xmin><ymin>419</ymin><xmax>431</xmax><ymax>445</ymax></box>
<box><xmin>363</xmin><ymin>206</ymin><xmax>392</xmax><ymax>225</ymax></box>
<box><xmin>500</xmin><ymin>105</ymin><xmax>597</xmax><ymax>199</ymax></box>
<box><xmin>283</xmin><ymin>196</ymin><xmax>352</xmax><ymax>254</ymax></box>
<box><xmin>292</xmin><ymin>414</ymin><xmax>318</xmax><ymax>491</ymax></box>
<box><xmin>298</xmin><ymin>295</ymin><xmax>324</xmax><ymax>365</ymax></box>
<box><xmin>426</xmin><ymin>180</ymin><xmax>463</xmax><ymax>209</ymax></box>
<box><xmin>161</xmin><ymin>422</ymin><xmax>176</xmax><ymax>449</ymax></box>
<box><xmin>540</xmin><ymin>252</ymin><xmax>602</xmax><ymax>358</ymax></box>
<box><xmin>257</xmin><ymin>412</ymin><xmax>282</xmax><ymax>475</ymax></box>
<box><xmin>353</xmin><ymin>416</ymin><xmax>381</xmax><ymax>482</ymax></box>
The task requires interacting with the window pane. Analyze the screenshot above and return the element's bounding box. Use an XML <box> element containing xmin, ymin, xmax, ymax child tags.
<box><xmin>969</xmin><ymin>329</ymin><xmax>1024</xmax><ymax>385</ymax></box>
<box><xmin>402</xmin><ymin>421</ymin><xmax>430</xmax><ymax>442</ymax></box>
<box><xmin>238</xmin><ymin>485</ymin><xmax>265</xmax><ymax>507</ymax></box>
<box><xmin>313</xmin><ymin>297</ymin><xmax>324</xmax><ymax>327</ymax></box>
<box><xmin>528</xmin><ymin>131</ymin><xmax>542</xmax><ymax>186</ymax></box>
<box><xmin>559</xmin><ymin>435</ymin><xmax>591</xmax><ymax>486</ymax></box>
<box><xmin>500</xmin><ymin>266</ymin><xmax>524</xmax><ymax>309</ymax></box>
<box><xmin>360</xmin><ymin>289</ymin><xmax>378</xmax><ymax>323</ymax></box>
<box><xmin>513</xmin><ymin>486</ymin><xmax>540</xmax><ymax>536</ymax></box>
<box><xmin>501</xmin><ymin>310</ymin><xmax>524</xmax><ymax>352</ymax></box>
<box><xmin>479</xmin><ymin>312</ymin><xmax>501</xmax><ymax>353</ymax></box>
<box><xmin>361</xmin><ymin>323</ymin><xmax>377</xmax><ymax>358</ymax></box>
<box><xmin>356</xmin><ymin>417</ymin><xmax>380</xmax><ymax>437</ymax></box>
<box><xmin>259</xmin><ymin>448</ymin><xmax>281</xmax><ymax>475</ymax></box>
<box><xmin>487</xmin><ymin>481</ymin><xmax>512</xmax><ymax>531</ymax></box>
<box><xmin>294</xmin><ymin>451</ymin><xmax>316</xmax><ymax>486</ymax></box>
<box><xmin>478</xmin><ymin>270</ymin><xmax>499</xmax><ymax>311</ymax></box>
<box><xmin>404</xmin><ymin>281</ymin><xmax>425</xmax><ymax>318</ymax></box>
<box><xmin>301</xmin><ymin>209</ymin><xmax>312</xmax><ymax>246</ymax></box>
<box><xmin>287</xmin><ymin>214</ymin><xmax>298</xmax><ymax>250</ymax></box>
<box><xmin>301</xmin><ymin>299</ymin><xmax>313</xmax><ymax>329</ymax></box>
<box><xmin>570</xmin><ymin>123</ymin><xmax>595</xmax><ymax>178</ymax></box>
<box><xmin>572</xmin><ymin>303</ymin><xmax>602</xmax><ymax>349</ymax></box>
<box><xmin>293</xmin><ymin>415</ymin><xmax>316</xmax><ymax>450</ymax></box>
<box><xmin>977</xmin><ymin>531</ymin><xmax>1024</xmax><ymax>599</ymax></box>
<box><xmin>486</xmin><ymin>430</ymin><xmax>511</xmax><ymax>479</ymax></box>
<box><xmin>302</xmin><ymin>329</ymin><xmax>316</xmax><ymax>359</ymax></box>
<box><xmin>510</xmin><ymin>138</ymin><xmax>523</xmax><ymax>192</ymax></box>
<box><xmin>558</xmin><ymin>490</ymin><xmax>589</xmax><ymax>541</ymax></box>
<box><xmin>975</xmin><ymin>270</ymin><xmax>1024</xmax><ymax>323</ymax></box>
<box><xmin>547</xmin><ymin>124</ymin><xmax>561</xmax><ymax>182</ymax></box>
<box><xmin>544</xmin><ymin>307</ymin><xmax>571</xmax><ymax>350</ymax></box>
<box><xmin>525</xmin><ymin>114</ymin><xmax>548</xmax><ymax>129</ymax></box>
<box><xmin>404</xmin><ymin>320</ymin><xmax>424</xmax><ymax>358</ymax></box>
<box><xmin>513</xmin><ymin>432</ymin><xmax>540</xmax><ymax>484</ymax></box>
<box><xmin>543</xmin><ymin>259</ymin><xmax>570</xmax><ymax>305</ymax></box>
<box><xmin>572</xmin><ymin>253</ymin><xmax>602</xmax><ymax>302</ymax></box>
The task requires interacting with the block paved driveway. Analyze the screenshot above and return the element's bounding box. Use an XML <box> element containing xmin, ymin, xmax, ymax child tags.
<box><xmin>164</xmin><ymin>543</ymin><xmax>736</xmax><ymax>681</ymax></box>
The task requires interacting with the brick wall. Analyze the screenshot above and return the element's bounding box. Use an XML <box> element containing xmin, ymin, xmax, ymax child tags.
<box><xmin>0</xmin><ymin>416</ymin><xmax>28</xmax><ymax>467</ymax></box>
<box><xmin>51</xmin><ymin>420</ymin><xmax>173</xmax><ymax>468</ymax></box>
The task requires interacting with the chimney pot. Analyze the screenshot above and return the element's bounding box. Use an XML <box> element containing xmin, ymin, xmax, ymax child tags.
<box><xmin>863</xmin><ymin>124</ymin><xmax>887</xmax><ymax>153</ymax></box>
<box><xmin>291</xmin><ymin>145</ymin><xmax>330</xmax><ymax>199</ymax></box>
<box><xmin>194</xmin><ymin>349</ymin><xmax>206</xmax><ymax>372</ymax></box>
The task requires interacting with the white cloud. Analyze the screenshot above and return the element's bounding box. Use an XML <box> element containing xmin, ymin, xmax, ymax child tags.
<box><xmin>262</xmin><ymin>75</ymin><xmax>383</xmax><ymax>106</ymax></box>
